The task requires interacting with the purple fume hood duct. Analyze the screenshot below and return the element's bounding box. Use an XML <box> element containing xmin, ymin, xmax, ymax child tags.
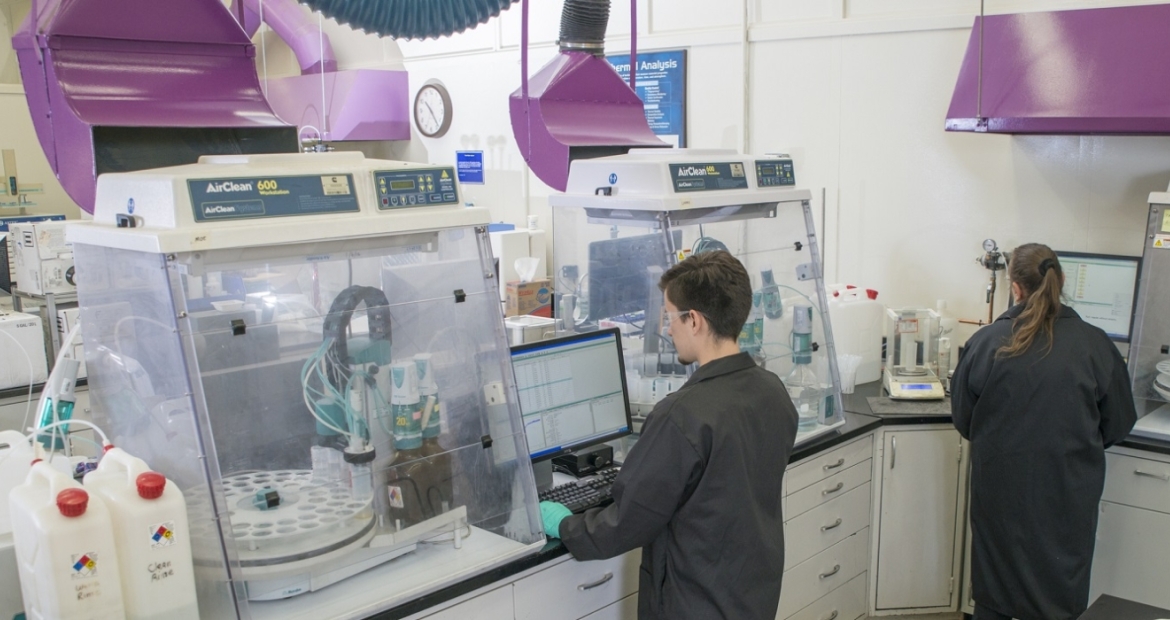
<box><xmin>946</xmin><ymin>4</ymin><xmax>1170</xmax><ymax>134</ymax></box>
<box><xmin>510</xmin><ymin>0</ymin><xmax>667</xmax><ymax>192</ymax></box>
<box><xmin>13</xmin><ymin>0</ymin><xmax>297</xmax><ymax>214</ymax></box>
<box><xmin>236</xmin><ymin>0</ymin><xmax>410</xmax><ymax>142</ymax></box>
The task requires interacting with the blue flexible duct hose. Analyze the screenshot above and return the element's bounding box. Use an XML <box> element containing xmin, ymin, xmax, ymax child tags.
<box><xmin>301</xmin><ymin>0</ymin><xmax>518</xmax><ymax>40</ymax></box>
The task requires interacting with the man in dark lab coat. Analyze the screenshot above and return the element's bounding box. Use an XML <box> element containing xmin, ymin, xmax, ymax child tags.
<box><xmin>952</xmin><ymin>243</ymin><xmax>1137</xmax><ymax>620</ymax></box>
<box><xmin>539</xmin><ymin>250</ymin><xmax>799</xmax><ymax>620</ymax></box>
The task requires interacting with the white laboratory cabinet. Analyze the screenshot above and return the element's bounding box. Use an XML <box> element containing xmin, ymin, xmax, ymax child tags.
<box><xmin>411</xmin><ymin>550</ymin><xmax>640</xmax><ymax>620</ymax></box>
<box><xmin>872</xmin><ymin>427</ymin><xmax>967</xmax><ymax>613</ymax></box>
<box><xmin>1090</xmin><ymin>447</ymin><xmax>1170</xmax><ymax>609</ymax></box>
<box><xmin>777</xmin><ymin>434</ymin><xmax>875</xmax><ymax>620</ymax></box>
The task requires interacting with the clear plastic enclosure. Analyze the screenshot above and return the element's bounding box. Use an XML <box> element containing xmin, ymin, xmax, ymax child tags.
<box><xmin>72</xmin><ymin>226</ymin><xmax>543</xmax><ymax>619</ymax></box>
<box><xmin>1130</xmin><ymin>200</ymin><xmax>1170</xmax><ymax>417</ymax></box>
<box><xmin>551</xmin><ymin>199</ymin><xmax>845</xmax><ymax>441</ymax></box>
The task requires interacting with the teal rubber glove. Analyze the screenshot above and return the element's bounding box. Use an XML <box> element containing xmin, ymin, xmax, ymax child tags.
<box><xmin>540</xmin><ymin>501</ymin><xmax>572</xmax><ymax>539</ymax></box>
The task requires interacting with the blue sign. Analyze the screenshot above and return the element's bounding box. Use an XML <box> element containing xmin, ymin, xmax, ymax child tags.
<box><xmin>456</xmin><ymin>151</ymin><xmax>484</xmax><ymax>184</ymax></box>
<box><xmin>606</xmin><ymin>50</ymin><xmax>687</xmax><ymax>147</ymax></box>
<box><xmin>609</xmin><ymin>173</ymin><xmax>618</xmax><ymax>184</ymax></box>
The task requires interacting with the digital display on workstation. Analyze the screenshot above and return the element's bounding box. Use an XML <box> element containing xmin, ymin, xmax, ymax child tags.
<box><xmin>389</xmin><ymin>180</ymin><xmax>416</xmax><ymax>191</ymax></box>
<box><xmin>510</xmin><ymin>328</ymin><xmax>633</xmax><ymax>461</ymax></box>
<box><xmin>1055</xmin><ymin>251</ymin><xmax>1141</xmax><ymax>342</ymax></box>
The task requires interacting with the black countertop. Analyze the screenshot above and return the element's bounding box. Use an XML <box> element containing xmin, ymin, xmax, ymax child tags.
<box><xmin>843</xmin><ymin>380</ymin><xmax>955</xmax><ymax>425</ymax></box>
<box><xmin>1078</xmin><ymin>595</ymin><xmax>1170</xmax><ymax>620</ymax></box>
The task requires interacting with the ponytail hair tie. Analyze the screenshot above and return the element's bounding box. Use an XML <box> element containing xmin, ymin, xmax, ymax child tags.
<box><xmin>1039</xmin><ymin>258</ymin><xmax>1057</xmax><ymax>277</ymax></box>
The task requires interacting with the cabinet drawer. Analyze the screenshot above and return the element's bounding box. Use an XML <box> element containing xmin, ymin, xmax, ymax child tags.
<box><xmin>1103</xmin><ymin>452</ymin><xmax>1170</xmax><ymax>514</ymax></box>
<box><xmin>776</xmin><ymin>528</ymin><xmax>869</xmax><ymax>620</ymax></box>
<box><xmin>784</xmin><ymin>482</ymin><xmax>871</xmax><ymax>570</ymax></box>
<box><xmin>581</xmin><ymin>593</ymin><xmax>638</xmax><ymax>620</ymax></box>
<box><xmin>422</xmin><ymin>585</ymin><xmax>514</xmax><ymax>620</ymax></box>
<box><xmin>514</xmin><ymin>551</ymin><xmax>640</xmax><ymax>620</ymax></box>
<box><xmin>788</xmin><ymin>437</ymin><xmax>873</xmax><ymax>494</ymax></box>
<box><xmin>783</xmin><ymin>572</ymin><xmax>867</xmax><ymax>620</ymax></box>
<box><xmin>787</xmin><ymin>460</ymin><xmax>872</xmax><ymax>521</ymax></box>
<box><xmin>1090</xmin><ymin>501</ymin><xmax>1170</xmax><ymax>610</ymax></box>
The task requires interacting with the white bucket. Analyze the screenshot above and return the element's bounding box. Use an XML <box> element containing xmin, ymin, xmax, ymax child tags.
<box><xmin>9</xmin><ymin>461</ymin><xmax>126</xmax><ymax>619</ymax></box>
<box><xmin>84</xmin><ymin>448</ymin><xmax>199</xmax><ymax>620</ymax></box>
<box><xmin>828</xmin><ymin>287</ymin><xmax>884</xmax><ymax>384</ymax></box>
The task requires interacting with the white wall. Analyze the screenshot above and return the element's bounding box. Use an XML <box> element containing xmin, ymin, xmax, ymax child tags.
<box><xmin>357</xmin><ymin>0</ymin><xmax>1170</xmax><ymax>345</ymax></box>
<box><xmin>3</xmin><ymin>0</ymin><xmax>1165</xmax><ymax>343</ymax></box>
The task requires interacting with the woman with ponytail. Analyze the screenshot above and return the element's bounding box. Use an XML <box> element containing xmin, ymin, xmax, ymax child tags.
<box><xmin>952</xmin><ymin>243</ymin><xmax>1137</xmax><ymax>620</ymax></box>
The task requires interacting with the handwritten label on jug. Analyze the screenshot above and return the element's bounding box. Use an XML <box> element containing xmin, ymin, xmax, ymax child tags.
<box><xmin>149</xmin><ymin>561</ymin><xmax>175</xmax><ymax>583</ymax></box>
<box><xmin>75</xmin><ymin>581</ymin><xmax>103</xmax><ymax>601</ymax></box>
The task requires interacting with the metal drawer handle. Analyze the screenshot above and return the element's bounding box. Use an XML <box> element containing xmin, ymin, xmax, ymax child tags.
<box><xmin>891</xmin><ymin>436</ymin><xmax>897</xmax><ymax>469</ymax></box>
<box><xmin>1135</xmin><ymin>469</ymin><xmax>1170</xmax><ymax>482</ymax></box>
<box><xmin>821</xmin><ymin>611</ymin><xmax>839</xmax><ymax>620</ymax></box>
<box><xmin>578</xmin><ymin>572</ymin><xmax>614</xmax><ymax>591</ymax></box>
<box><xmin>821</xmin><ymin>518</ymin><xmax>843</xmax><ymax>532</ymax></box>
<box><xmin>823</xmin><ymin>458</ymin><xmax>846</xmax><ymax>471</ymax></box>
<box><xmin>822</xmin><ymin>482</ymin><xmax>845</xmax><ymax>496</ymax></box>
<box><xmin>818</xmin><ymin>564</ymin><xmax>841</xmax><ymax>580</ymax></box>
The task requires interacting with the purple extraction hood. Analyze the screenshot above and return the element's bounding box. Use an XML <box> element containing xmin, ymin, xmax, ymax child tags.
<box><xmin>510</xmin><ymin>52</ymin><xmax>665</xmax><ymax>192</ymax></box>
<box><xmin>510</xmin><ymin>0</ymin><xmax>667</xmax><ymax>192</ymax></box>
<box><xmin>946</xmin><ymin>4</ymin><xmax>1170</xmax><ymax>134</ymax></box>
<box><xmin>239</xmin><ymin>0</ymin><xmax>410</xmax><ymax>142</ymax></box>
<box><xmin>13</xmin><ymin>0</ymin><xmax>297</xmax><ymax>213</ymax></box>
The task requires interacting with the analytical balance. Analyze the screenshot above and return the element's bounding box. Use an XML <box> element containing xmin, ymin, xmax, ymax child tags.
<box><xmin>883</xmin><ymin>308</ymin><xmax>945</xmax><ymax>400</ymax></box>
<box><xmin>66</xmin><ymin>152</ymin><xmax>544</xmax><ymax>618</ymax></box>
<box><xmin>548</xmin><ymin>148</ymin><xmax>845</xmax><ymax>442</ymax></box>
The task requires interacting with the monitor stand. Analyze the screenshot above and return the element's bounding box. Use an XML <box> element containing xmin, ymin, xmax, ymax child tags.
<box><xmin>533</xmin><ymin>460</ymin><xmax>554</xmax><ymax>492</ymax></box>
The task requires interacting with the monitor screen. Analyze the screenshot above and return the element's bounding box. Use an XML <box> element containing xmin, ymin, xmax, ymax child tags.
<box><xmin>1055</xmin><ymin>251</ymin><xmax>1141</xmax><ymax>342</ymax></box>
<box><xmin>511</xmin><ymin>328</ymin><xmax>633</xmax><ymax>461</ymax></box>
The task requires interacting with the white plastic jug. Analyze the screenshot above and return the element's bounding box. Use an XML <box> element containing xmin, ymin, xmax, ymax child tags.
<box><xmin>84</xmin><ymin>448</ymin><xmax>199</xmax><ymax>620</ymax></box>
<box><xmin>0</xmin><ymin>429</ymin><xmax>35</xmax><ymax>536</ymax></box>
<box><xmin>828</xmin><ymin>287</ymin><xmax>884</xmax><ymax>384</ymax></box>
<box><xmin>9</xmin><ymin>461</ymin><xmax>126</xmax><ymax>620</ymax></box>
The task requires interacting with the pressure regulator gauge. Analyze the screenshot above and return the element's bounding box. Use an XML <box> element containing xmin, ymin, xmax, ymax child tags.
<box><xmin>982</xmin><ymin>238</ymin><xmax>998</xmax><ymax>252</ymax></box>
<box><xmin>414</xmin><ymin>83</ymin><xmax>453</xmax><ymax>138</ymax></box>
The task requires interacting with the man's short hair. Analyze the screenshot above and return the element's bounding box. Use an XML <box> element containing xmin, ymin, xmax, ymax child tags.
<box><xmin>658</xmin><ymin>250</ymin><xmax>752</xmax><ymax>342</ymax></box>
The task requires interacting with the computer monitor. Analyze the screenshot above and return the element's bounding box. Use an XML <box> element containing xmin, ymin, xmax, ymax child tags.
<box><xmin>511</xmin><ymin>328</ymin><xmax>633</xmax><ymax>462</ymax></box>
<box><xmin>1055</xmin><ymin>251</ymin><xmax>1141</xmax><ymax>342</ymax></box>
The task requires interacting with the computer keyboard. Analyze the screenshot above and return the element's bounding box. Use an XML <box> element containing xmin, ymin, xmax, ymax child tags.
<box><xmin>539</xmin><ymin>467</ymin><xmax>621</xmax><ymax>513</ymax></box>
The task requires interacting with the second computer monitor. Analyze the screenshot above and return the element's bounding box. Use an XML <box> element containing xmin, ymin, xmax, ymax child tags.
<box><xmin>511</xmin><ymin>328</ymin><xmax>633</xmax><ymax>462</ymax></box>
<box><xmin>1056</xmin><ymin>251</ymin><xmax>1141</xmax><ymax>342</ymax></box>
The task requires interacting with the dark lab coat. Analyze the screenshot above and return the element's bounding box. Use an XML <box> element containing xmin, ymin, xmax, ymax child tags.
<box><xmin>952</xmin><ymin>305</ymin><xmax>1137</xmax><ymax>620</ymax></box>
<box><xmin>559</xmin><ymin>352</ymin><xmax>798</xmax><ymax>620</ymax></box>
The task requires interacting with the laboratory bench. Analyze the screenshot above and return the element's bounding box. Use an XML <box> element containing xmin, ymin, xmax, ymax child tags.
<box><xmin>1078</xmin><ymin>595</ymin><xmax>1170</xmax><ymax>620</ymax></box>
<box><xmin>365</xmin><ymin>380</ymin><xmax>1170</xmax><ymax>620</ymax></box>
<box><xmin>377</xmin><ymin>409</ymin><xmax>883</xmax><ymax>620</ymax></box>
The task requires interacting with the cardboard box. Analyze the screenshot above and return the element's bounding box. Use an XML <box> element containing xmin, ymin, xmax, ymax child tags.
<box><xmin>505</xmin><ymin>279</ymin><xmax>552</xmax><ymax>318</ymax></box>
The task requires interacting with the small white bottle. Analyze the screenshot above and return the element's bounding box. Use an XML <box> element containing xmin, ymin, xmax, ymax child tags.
<box><xmin>10</xmin><ymin>461</ymin><xmax>127</xmax><ymax>619</ymax></box>
<box><xmin>84</xmin><ymin>448</ymin><xmax>199</xmax><ymax>620</ymax></box>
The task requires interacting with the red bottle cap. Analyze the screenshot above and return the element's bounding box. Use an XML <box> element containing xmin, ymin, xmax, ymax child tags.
<box><xmin>103</xmin><ymin>444</ymin><xmax>116</xmax><ymax>453</ymax></box>
<box><xmin>57</xmin><ymin>488</ymin><xmax>89</xmax><ymax>517</ymax></box>
<box><xmin>866</xmin><ymin>289</ymin><xmax>879</xmax><ymax>300</ymax></box>
<box><xmin>136</xmin><ymin>472</ymin><xmax>166</xmax><ymax>500</ymax></box>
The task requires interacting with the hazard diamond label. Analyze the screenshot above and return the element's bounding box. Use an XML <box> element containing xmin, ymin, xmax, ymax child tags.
<box><xmin>71</xmin><ymin>553</ymin><xmax>97</xmax><ymax>578</ymax></box>
<box><xmin>150</xmin><ymin>521</ymin><xmax>176</xmax><ymax>548</ymax></box>
<box><xmin>1154</xmin><ymin>234</ymin><xmax>1170</xmax><ymax>249</ymax></box>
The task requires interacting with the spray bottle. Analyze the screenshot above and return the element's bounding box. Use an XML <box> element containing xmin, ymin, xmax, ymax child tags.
<box><xmin>387</xmin><ymin>361</ymin><xmax>428</xmax><ymax>529</ymax></box>
<box><xmin>415</xmin><ymin>354</ymin><xmax>453</xmax><ymax>513</ymax></box>
<box><xmin>784</xmin><ymin>305</ymin><xmax>820</xmax><ymax>432</ymax></box>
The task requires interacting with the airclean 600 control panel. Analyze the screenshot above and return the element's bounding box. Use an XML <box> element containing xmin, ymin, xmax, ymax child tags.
<box><xmin>374</xmin><ymin>167</ymin><xmax>459</xmax><ymax>209</ymax></box>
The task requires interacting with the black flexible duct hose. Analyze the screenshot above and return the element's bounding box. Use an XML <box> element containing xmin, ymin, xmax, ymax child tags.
<box><xmin>300</xmin><ymin>0</ymin><xmax>517</xmax><ymax>40</ymax></box>
<box><xmin>558</xmin><ymin>0</ymin><xmax>611</xmax><ymax>55</ymax></box>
